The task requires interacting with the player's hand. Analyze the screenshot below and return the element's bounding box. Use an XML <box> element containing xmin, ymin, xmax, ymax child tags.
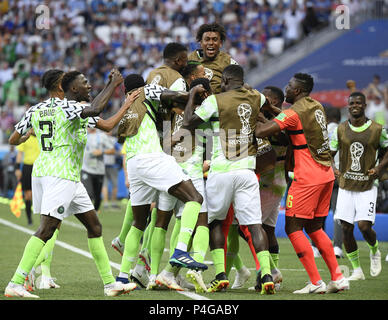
<box><xmin>257</xmin><ymin>112</ymin><xmax>268</xmax><ymax>123</ymax></box>
<box><xmin>172</xmin><ymin>106</ymin><xmax>184</xmax><ymax>115</ymax></box>
<box><xmin>203</xmin><ymin>160</ymin><xmax>211</xmax><ymax>173</ymax></box>
<box><xmin>123</xmin><ymin>89</ymin><xmax>141</xmax><ymax>109</ymax></box>
<box><xmin>368</xmin><ymin>167</ymin><xmax>380</xmax><ymax>179</ymax></box>
<box><xmin>334</xmin><ymin>168</ymin><xmax>340</xmax><ymax>178</ymax></box>
<box><xmin>125</xmin><ymin>177</ymin><xmax>130</xmax><ymax>189</ymax></box>
<box><xmin>109</xmin><ymin>69</ymin><xmax>124</xmax><ymax>87</ymax></box>
<box><xmin>189</xmin><ymin>84</ymin><xmax>206</xmax><ymax>96</ymax></box>
<box><xmin>15</xmin><ymin>168</ymin><xmax>22</xmax><ymax>181</ymax></box>
<box><xmin>92</xmin><ymin>149</ymin><xmax>103</xmax><ymax>156</ymax></box>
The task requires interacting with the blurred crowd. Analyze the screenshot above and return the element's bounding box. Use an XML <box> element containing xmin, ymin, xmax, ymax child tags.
<box><xmin>0</xmin><ymin>0</ymin><xmax>371</xmax><ymax>144</ymax></box>
<box><xmin>0</xmin><ymin>0</ymin><xmax>366</xmax><ymax>142</ymax></box>
<box><xmin>0</xmin><ymin>0</ymin><xmax>387</xmax><ymax>210</ymax></box>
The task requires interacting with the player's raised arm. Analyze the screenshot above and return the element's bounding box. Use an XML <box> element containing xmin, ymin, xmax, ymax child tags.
<box><xmin>81</xmin><ymin>69</ymin><xmax>124</xmax><ymax>118</ymax></box>
<box><xmin>182</xmin><ymin>84</ymin><xmax>206</xmax><ymax>130</ymax></box>
<box><xmin>96</xmin><ymin>89</ymin><xmax>141</xmax><ymax>132</ymax></box>
<box><xmin>159</xmin><ymin>89</ymin><xmax>190</xmax><ymax>110</ymax></box>
<box><xmin>255</xmin><ymin>116</ymin><xmax>281</xmax><ymax>139</ymax></box>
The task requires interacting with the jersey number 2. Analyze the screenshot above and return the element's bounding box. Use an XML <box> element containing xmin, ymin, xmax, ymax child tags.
<box><xmin>39</xmin><ymin>121</ymin><xmax>53</xmax><ymax>151</ymax></box>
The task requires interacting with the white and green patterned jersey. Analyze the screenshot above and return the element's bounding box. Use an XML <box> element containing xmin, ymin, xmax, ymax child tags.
<box><xmin>195</xmin><ymin>94</ymin><xmax>264</xmax><ymax>173</ymax></box>
<box><xmin>169</xmin><ymin>77</ymin><xmax>186</xmax><ymax>92</ymax></box>
<box><xmin>177</xmin><ymin>122</ymin><xmax>211</xmax><ymax>179</ymax></box>
<box><xmin>124</xmin><ymin>84</ymin><xmax>167</xmax><ymax>159</ymax></box>
<box><xmin>15</xmin><ymin>97</ymin><xmax>99</xmax><ymax>182</ymax></box>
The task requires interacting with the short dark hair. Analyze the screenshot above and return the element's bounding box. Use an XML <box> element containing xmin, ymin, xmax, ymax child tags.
<box><xmin>61</xmin><ymin>71</ymin><xmax>82</xmax><ymax>92</ymax></box>
<box><xmin>264</xmin><ymin>86</ymin><xmax>284</xmax><ymax>103</ymax></box>
<box><xmin>349</xmin><ymin>91</ymin><xmax>366</xmax><ymax>103</ymax></box>
<box><xmin>223</xmin><ymin>64</ymin><xmax>244</xmax><ymax>82</ymax></box>
<box><xmin>293</xmin><ymin>73</ymin><xmax>314</xmax><ymax>93</ymax></box>
<box><xmin>181</xmin><ymin>61</ymin><xmax>202</xmax><ymax>79</ymax></box>
<box><xmin>190</xmin><ymin>77</ymin><xmax>211</xmax><ymax>93</ymax></box>
<box><xmin>41</xmin><ymin>69</ymin><xmax>64</xmax><ymax>91</ymax></box>
<box><xmin>163</xmin><ymin>42</ymin><xmax>187</xmax><ymax>60</ymax></box>
<box><xmin>124</xmin><ymin>74</ymin><xmax>145</xmax><ymax>93</ymax></box>
<box><xmin>324</xmin><ymin>106</ymin><xmax>341</xmax><ymax>123</ymax></box>
<box><xmin>196</xmin><ymin>23</ymin><xmax>226</xmax><ymax>42</ymax></box>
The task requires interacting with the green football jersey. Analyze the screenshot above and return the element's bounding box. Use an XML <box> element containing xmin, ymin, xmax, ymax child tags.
<box><xmin>15</xmin><ymin>97</ymin><xmax>99</xmax><ymax>182</ymax></box>
<box><xmin>124</xmin><ymin>84</ymin><xmax>167</xmax><ymax>159</ymax></box>
<box><xmin>172</xmin><ymin>113</ymin><xmax>211</xmax><ymax>179</ymax></box>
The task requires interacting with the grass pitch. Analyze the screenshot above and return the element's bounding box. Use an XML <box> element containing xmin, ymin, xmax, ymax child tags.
<box><xmin>1</xmin><ymin>201</ymin><xmax>387</xmax><ymax>303</ymax></box>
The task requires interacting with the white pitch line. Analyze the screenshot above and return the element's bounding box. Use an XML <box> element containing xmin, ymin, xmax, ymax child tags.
<box><xmin>179</xmin><ymin>291</ymin><xmax>210</xmax><ymax>300</ymax></box>
<box><xmin>237</xmin><ymin>267</ymin><xmax>325</xmax><ymax>272</ymax></box>
<box><xmin>0</xmin><ymin>217</ymin><xmax>210</xmax><ymax>300</ymax></box>
<box><xmin>61</xmin><ymin>220</ymin><xmax>85</xmax><ymax>230</ymax></box>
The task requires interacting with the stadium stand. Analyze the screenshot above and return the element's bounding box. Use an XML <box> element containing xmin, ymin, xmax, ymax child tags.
<box><xmin>1</xmin><ymin>0</ymin><xmax>346</xmax><ymax>142</ymax></box>
<box><xmin>0</xmin><ymin>0</ymin><xmax>387</xmax><ymax>215</ymax></box>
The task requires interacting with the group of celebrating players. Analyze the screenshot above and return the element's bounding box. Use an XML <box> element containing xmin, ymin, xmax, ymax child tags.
<box><xmin>4</xmin><ymin>22</ymin><xmax>387</xmax><ymax>299</ymax></box>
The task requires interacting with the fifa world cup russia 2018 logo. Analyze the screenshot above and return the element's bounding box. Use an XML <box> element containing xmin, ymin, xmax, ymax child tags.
<box><xmin>151</xmin><ymin>74</ymin><xmax>161</xmax><ymax>85</ymax></box>
<box><xmin>237</xmin><ymin>103</ymin><xmax>252</xmax><ymax>135</ymax></box>
<box><xmin>314</xmin><ymin>109</ymin><xmax>329</xmax><ymax>141</ymax></box>
<box><xmin>204</xmin><ymin>68</ymin><xmax>213</xmax><ymax>81</ymax></box>
<box><xmin>350</xmin><ymin>142</ymin><xmax>364</xmax><ymax>171</ymax></box>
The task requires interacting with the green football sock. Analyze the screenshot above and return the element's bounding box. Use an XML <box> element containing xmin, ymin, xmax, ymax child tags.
<box><xmin>210</xmin><ymin>248</ymin><xmax>225</xmax><ymax>276</ymax></box>
<box><xmin>40</xmin><ymin>254</ymin><xmax>53</xmax><ymax>278</ymax></box>
<box><xmin>164</xmin><ymin>219</ymin><xmax>181</xmax><ymax>274</ymax></box>
<box><xmin>367</xmin><ymin>240</ymin><xmax>379</xmax><ymax>255</ymax></box>
<box><xmin>41</xmin><ymin>254</ymin><xmax>52</xmax><ymax>278</ymax></box>
<box><xmin>225</xmin><ymin>225</ymin><xmax>239</xmax><ymax>276</ymax></box>
<box><xmin>269</xmin><ymin>254</ymin><xmax>276</xmax><ymax>270</ymax></box>
<box><xmin>137</xmin><ymin>208</ymin><xmax>157</xmax><ymax>265</ymax></box>
<box><xmin>118</xmin><ymin>200</ymin><xmax>134</xmax><ymax>244</ymax></box>
<box><xmin>225</xmin><ymin>252</ymin><xmax>236</xmax><ymax>277</ymax></box>
<box><xmin>176</xmin><ymin>201</ymin><xmax>201</xmax><ymax>252</ymax></box>
<box><xmin>165</xmin><ymin>264</ymin><xmax>180</xmax><ymax>274</ymax></box>
<box><xmin>11</xmin><ymin>236</ymin><xmax>45</xmax><ymax>284</ymax></box>
<box><xmin>120</xmin><ymin>226</ymin><xmax>144</xmax><ymax>274</ymax></box>
<box><xmin>150</xmin><ymin>227</ymin><xmax>166</xmax><ymax>275</ymax></box>
<box><xmin>145</xmin><ymin>208</ymin><xmax>157</xmax><ymax>250</ymax></box>
<box><xmin>234</xmin><ymin>254</ymin><xmax>244</xmax><ymax>271</ymax></box>
<box><xmin>169</xmin><ymin>218</ymin><xmax>181</xmax><ymax>257</ymax></box>
<box><xmin>88</xmin><ymin>237</ymin><xmax>115</xmax><ymax>285</ymax></box>
<box><xmin>270</xmin><ymin>253</ymin><xmax>280</xmax><ymax>269</ymax></box>
<box><xmin>346</xmin><ymin>249</ymin><xmax>361</xmax><ymax>270</ymax></box>
<box><xmin>34</xmin><ymin>229</ymin><xmax>58</xmax><ymax>269</ymax></box>
<box><xmin>192</xmin><ymin>226</ymin><xmax>209</xmax><ymax>263</ymax></box>
<box><xmin>256</xmin><ymin>250</ymin><xmax>271</xmax><ymax>278</ymax></box>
